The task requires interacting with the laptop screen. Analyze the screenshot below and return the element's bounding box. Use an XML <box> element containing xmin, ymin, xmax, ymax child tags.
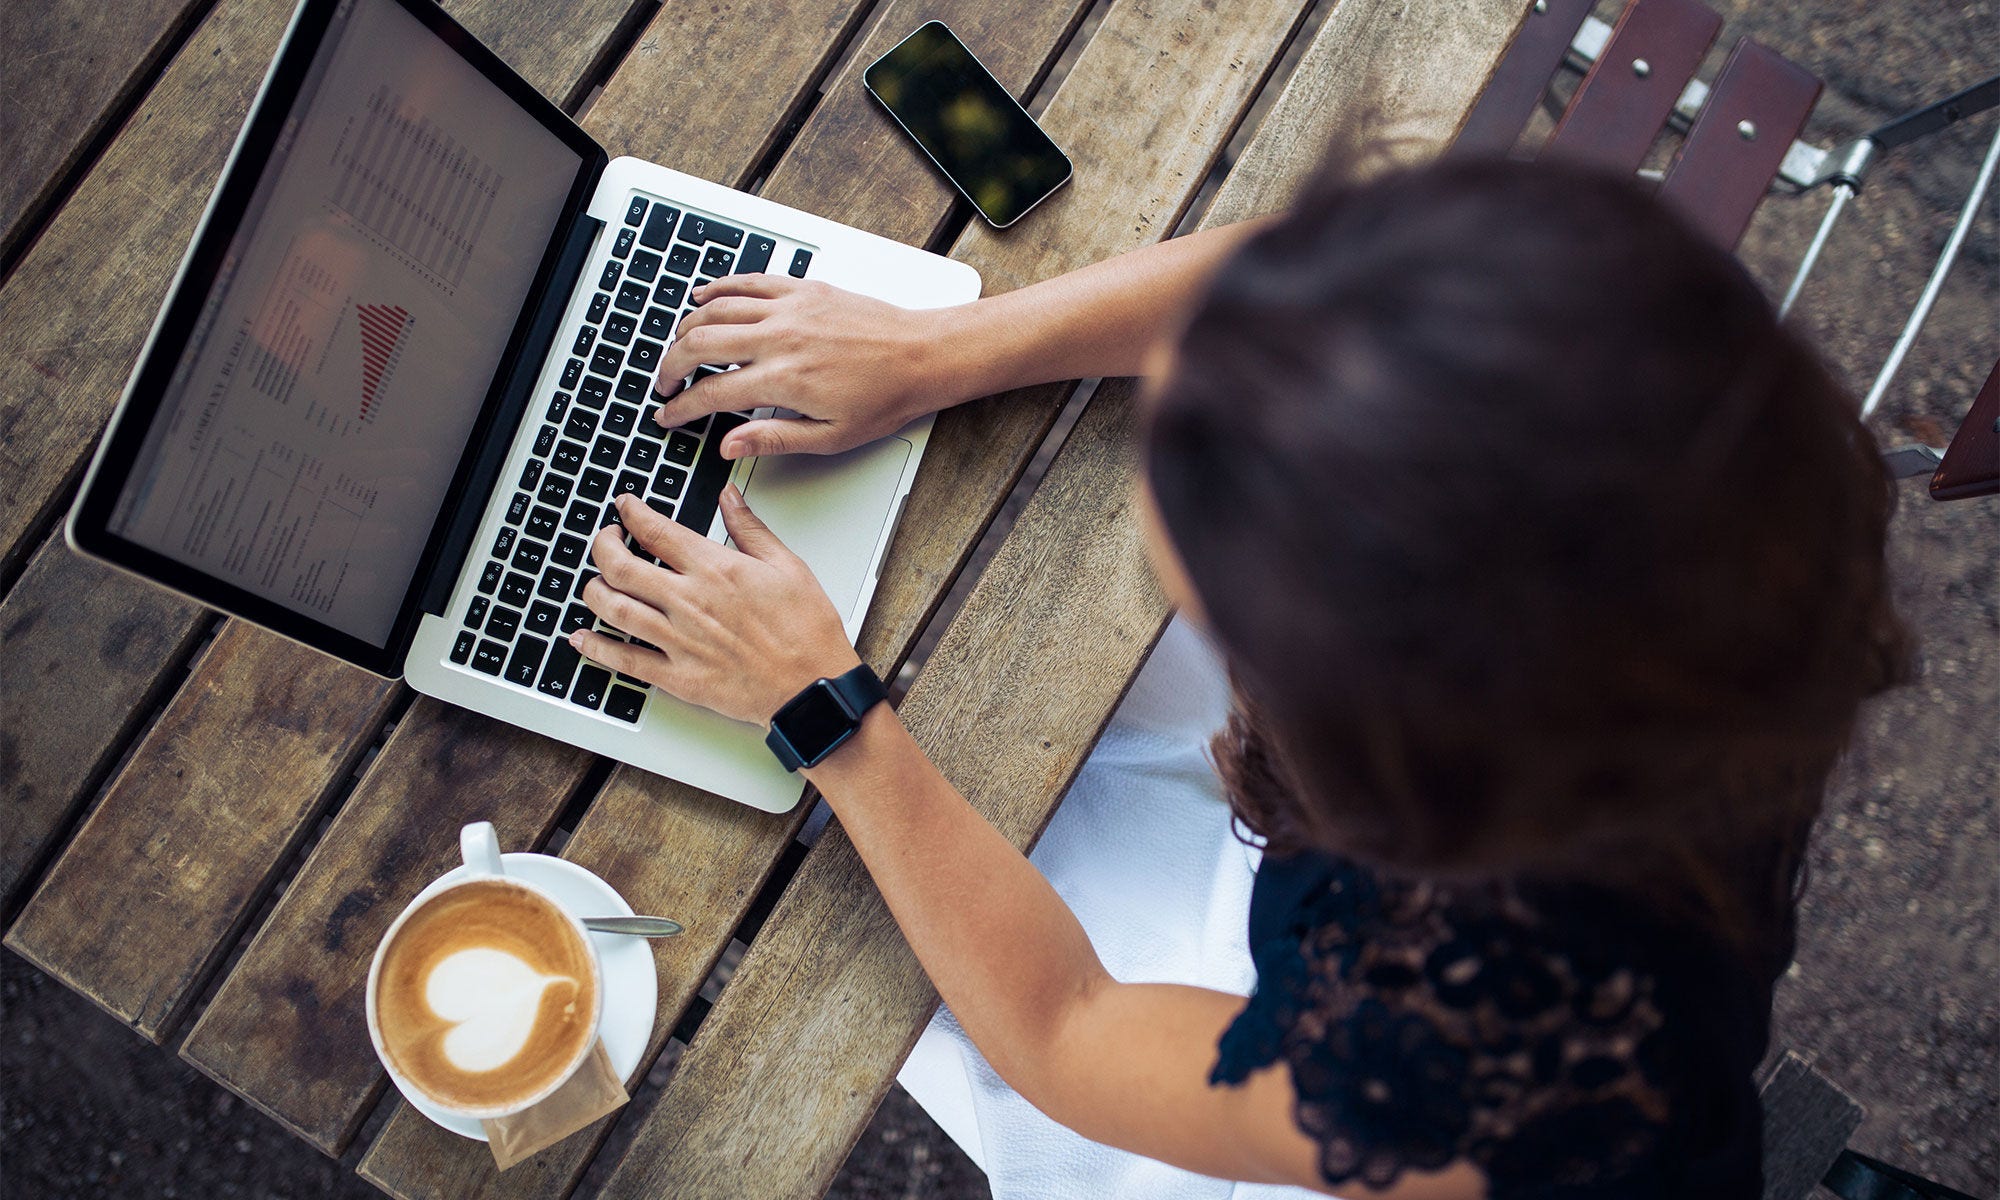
<box><xmin>106</xmin><ymin>0</ymin><xmax>582</xmax><ymax>648</ymax></box>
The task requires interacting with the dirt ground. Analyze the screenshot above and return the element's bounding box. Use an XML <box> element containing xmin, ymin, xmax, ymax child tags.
<box><xmin>3</xmin><ymin>0</ymin><xmax>1994</xmax><ymax>1197</ymax></box>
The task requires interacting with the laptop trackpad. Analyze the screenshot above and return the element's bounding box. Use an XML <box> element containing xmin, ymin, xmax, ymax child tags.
<box><xmin>734</xmin><ymin>436</ymin><xmax>912</xmax><ymax>618</ymax></box>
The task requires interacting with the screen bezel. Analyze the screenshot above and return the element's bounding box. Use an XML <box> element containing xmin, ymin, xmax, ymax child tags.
<box><xmin>862</xmin><ymin>21</ymin><xmax>1073</xmax><ymax>228</ymax></box>
<box><xmin>66</xmin><ymin>0</ymin><xmax>606</xmax><ymax>677</ymax></box>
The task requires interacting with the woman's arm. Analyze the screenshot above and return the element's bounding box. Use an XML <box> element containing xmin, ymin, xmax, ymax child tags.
<box><xmin>649</xmin><ymin>219</ymin><xmax>1270</xmax><ymax>459</ymax></box>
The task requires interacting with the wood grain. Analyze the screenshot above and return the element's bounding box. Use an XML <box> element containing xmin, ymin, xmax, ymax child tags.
<box><xmin>3</xmin><ymin>620</ymin><xmax>399</xmax><ymax>1040</ymax></box>
<box><xmin>0</xmin><ymin>0</ymin><xmax>643</xmax><ymax>1038</ymax></box>
<box><xmin>596</xmin><ymin>2</ymin><xmax>1530</xmax><ymax>1196</ymax></box>
<box><xmin>0</xmin><ymin>0</ymin><xmax>212</xmax><ymax>270</ymax></box>
<box><xmin>0</xmin><ymin>538</ymin><xmax>210</xmax><ymax>911</ymax></box>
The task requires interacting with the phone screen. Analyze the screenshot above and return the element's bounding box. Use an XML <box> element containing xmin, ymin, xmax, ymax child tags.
<box><xmin>864</xmin><ymin>22</ymin><xmax>1072</xmax><ymax>228</ymax></box>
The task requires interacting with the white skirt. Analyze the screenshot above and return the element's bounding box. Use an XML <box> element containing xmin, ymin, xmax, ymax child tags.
<box><xmin>895</xmin><ymin>616</ymin><xmax>1327</xmax><ymax>1200</ymax></box>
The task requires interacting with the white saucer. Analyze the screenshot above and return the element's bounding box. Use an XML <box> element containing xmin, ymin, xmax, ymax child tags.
<box><xmin>383</xmin><ymin>852</ymin><xmax>658</xmax><ymax>1142</ymax></box>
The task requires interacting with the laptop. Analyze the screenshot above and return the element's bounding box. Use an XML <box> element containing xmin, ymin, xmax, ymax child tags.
<box><xmin>65</xmin><ymin>0</ymin><xmax>981</xmax><ymax>813</ymax></box>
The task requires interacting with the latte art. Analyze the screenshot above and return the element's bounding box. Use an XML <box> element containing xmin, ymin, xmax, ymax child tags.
<box><xmin>373</xmin><ymin>878</ymin><xmax>599</xmax><ymax>1113</ymax></box>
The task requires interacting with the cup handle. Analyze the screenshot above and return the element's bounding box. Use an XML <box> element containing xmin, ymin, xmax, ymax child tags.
<box><xmin>461</xmin><ymin>822</ymin><xmax>505</xmax><ymax>876</ymax></box>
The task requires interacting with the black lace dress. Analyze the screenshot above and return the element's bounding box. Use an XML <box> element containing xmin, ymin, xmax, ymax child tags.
<box><xmin>1211</xmin><ymin>849</ymin><xmax>1775</xmax><ymax>1198</ymax></box>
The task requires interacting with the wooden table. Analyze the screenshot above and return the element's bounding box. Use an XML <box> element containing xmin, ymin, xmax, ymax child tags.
<box><xmin>0</xmin><ymin>1</ymin><xmax>1522</xmax><ymax>1194</ymax></box>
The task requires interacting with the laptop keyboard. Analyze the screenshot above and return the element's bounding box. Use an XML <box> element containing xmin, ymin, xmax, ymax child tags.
<box><xmin>446</xmin><ymin>191</ymin><xmax>816</xmax><ymax>724</ymax></box>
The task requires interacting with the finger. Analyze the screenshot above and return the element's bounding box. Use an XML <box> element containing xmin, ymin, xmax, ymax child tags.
<box><xmin>654</xmin><ymin>320</ymin><xmax>764</xmax><ymax>391</ymax></box>
<box><xmin>589</xmin><ymin>523</ymin><xmax>679</xmax><ymax>602</ymax></box>
<box><xmin>673</xmin><ymin>294</ymin><xmax>772</xmax><ymax>334</ymax></box>
<box><xmin>580</xmin><ymin>575</ymin><xmax>675</xmax><ymax>645</ymax></box>
<box><xmin>613</xmin><ymin>492</ymin><xmax>726</xmax><ymax>571</ymax></box>
<box><xmin>718</xmin><ymin>416</ymin><xmax>843</xmax><ymax>460</ymax></box>
<box><xmin>692</xmin><ymin>274</ymin><xmax>805</xmax><ymax>303</ymax></box>
<box><xmin>718</xmin><ymin>483</ymin><xmax>796</xmax><ymax>562</ymax></box>
<box><xmin>655</xmin><ymin>366</ymin><xmax>761</xmax><ymax>431</ymax></box>
<box><xmin>569</xmin><ymin>627</ymin><xmax>673</xmax><ymax>685</ymax></box>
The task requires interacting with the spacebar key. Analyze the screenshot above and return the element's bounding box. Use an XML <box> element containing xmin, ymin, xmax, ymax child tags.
<box><xmin>675</xmin><ymin>412</ymin><xmax>747</xmax><ymax>536</ymax></box>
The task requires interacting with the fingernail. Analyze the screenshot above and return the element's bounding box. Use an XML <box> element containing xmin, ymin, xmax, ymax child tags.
<box><xmin>722</xmin><ymin>483</ymin><xmax>743</xmax><ymax>506</ymax></box>
<box><xmin>568</xmin><ymin>631</ymin><xmax>583</xmax><ymax>649</ymax></box>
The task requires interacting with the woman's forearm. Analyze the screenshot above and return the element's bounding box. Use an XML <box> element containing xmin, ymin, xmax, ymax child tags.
<box><xmin>933</xmin><ymin>219</ymin><xmax>1270</xmax><ymax>403</ymax></box>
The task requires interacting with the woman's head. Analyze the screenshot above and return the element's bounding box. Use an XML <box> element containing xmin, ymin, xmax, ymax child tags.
<box><xmin>1144</xmin><ymin>157</ymin><xmax>1908</xmax><ymax>902</ymax></box>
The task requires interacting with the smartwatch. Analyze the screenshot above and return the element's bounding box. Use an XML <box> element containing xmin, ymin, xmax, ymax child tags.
<box><xmin>765</xmin><ymin>664</ymin><xmax>888</xmax><ymax>772</ymax></box>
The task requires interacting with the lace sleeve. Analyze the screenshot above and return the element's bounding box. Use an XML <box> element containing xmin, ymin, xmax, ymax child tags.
<box><xmin>1211</xmin><ymin>865</ymin><xmax>1674</xmax><ymax>1194</ymax></box>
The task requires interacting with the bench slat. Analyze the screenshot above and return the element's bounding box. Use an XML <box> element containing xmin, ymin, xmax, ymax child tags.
<box><xmin>1544</xmin><ymin>0</ymin><xmax>1721</xmax><ymax>172</ymax></box>
<box><xmin>1931</xmin><ymin>358</ymin><xmax>2000</xmax><ymax>501</ymax></box>
<box><xmin>1658</xmin><ymin>38</ymin><xmax>1820</xmax><ymax>249</ymax></box>
<box><xmin>1453</xmin><ymin>0</ymin><xmax>1595</xmax><ymax>158</ymax></box>
<box><xmin>589</xmin><ymin>2</ymin><xmax>1528</xmax><ymax>1197</ymax></box>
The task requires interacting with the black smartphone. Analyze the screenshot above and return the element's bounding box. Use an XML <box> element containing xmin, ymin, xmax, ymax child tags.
<box><xmin>863</xmin><ymin>22</ymin><xmax>1073</xmax><ymax>228</ymax></box>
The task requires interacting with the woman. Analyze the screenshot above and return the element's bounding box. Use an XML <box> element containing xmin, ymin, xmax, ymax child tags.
<box><xmin>569</xmin><ymin>157</ymin><xmax>1908</xmax><ymax>1197</ymax></box>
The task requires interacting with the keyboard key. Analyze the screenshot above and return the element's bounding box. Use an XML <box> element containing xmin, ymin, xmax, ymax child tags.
<box><xmin>564</xmin><ymin>499</ymin><xmax>599</xmax><ymax>535</ymax></box>
<box><xmin>612</xmin><ymin>226</ymin><xmax>636</xmax><ymax>259</ymax></box>
<box><xmin>615</xmin><ymin>281</ymin><xmax>649</xmax><ymax>313</ymax></box>
<box><xmin>499</xmin><ymin>571</ymin><xmax>534</xmax><ymax>608</ymax></box>
<box><xmin>598</xmin><ymin>260</ymin><xmax>623</xmax><ymax>290</ymax></box>
<box><xmin>561</xmin><ymin>604</ymin><xmax>594</xmax><ymax>635</ymax></box>
<box><xmin>511</xmin><ymin>539</ymin><xmax>547</xmax><ymax>574</ymax></box>
<box><xmin>464</xmin><ymin>595</ymin><xmax>490</xmax><ymax>628</ymax></box>
<box><xmin>624</xmin><ymin>195</ymin><xmax>648</xmax><ymax>226</ymax></box>
<box><xmin>533</xmin><ymin>424</ymin><xmax>557</xmax><ymax>456</ymax></box>
<box><xmin>578</xmin><ymin>468</ymin><xmax>612</xmax><ymax>502</ymax></box>
<box><xmin>590</xmin><ymin>345</ymin><xmax>624</xmax><ymax>377</ymax></box>
<box><xmin>664</xmin><ymin>244</ymin><xmax>698</xmax><ymax>277</ymax></box>
<box><xmin>641</xmin><ymin>306</ymin><xmax>674</xmax><ymax>340</ymax></box>
<box><xmin>700</xmin><ymin>245</ymin><xmax>736</xmax><ymax>277</ymax></box>
<box><xmin>604</xmin><ymin>404</ymin><xmax>639</xmax><ymax>438</ymax></box>
<box><xmin>602</xmin><ymin>312</ymin><xmax>636</xmax><ymax>346</ymax></box>
<box><xmin>639</xmin><ymin>203</ymin><xmax>680</xmax><ymax>250</ymax></box>
<box><xmin>473</xmin><ymin>639</ymin><xmax>508</xmax><ymax>676</ymax></box>
<box><xmin>653</xmin><ymin>277</ymin><xmax>687</xmax><ymax>309</ymax></box>
<box><xmin>587</xmin><ymin>291</ymin><xmax>611</xmax><ymax>323</ymax></box>
<box><xmin>626</xmin><ymin>439</ymin><xmax>660</xmax><ymax>471</ymax></box>
<box><xmin>526</xmin><ymin>600</ymin><xmax>561</xmax><ymax>636</ymax></box>
<box><xmin>577</xmin><ymin>375</ymin><xmax>612</xmax><ymax>409</ymax></box>
<box><xmin>665</xmin><ymin>430</ymin><xmax>701</xmax><ymax>464</ymax></box>
<box><xmin>571</xmin><ymin>326</ymin><xmax>596</xmax><ymax>356</ymax></box>
<box><xmin>628</xmin><ymin>339</ymin><xmax>663</xmax><ymax>373</ymax></box>
<box><xmin>616</xmin><ymin>370</ymin><xmax>651</xmax><ymax>402</ymax></box>
<box><xmin>565</xmin><ymin>408</ymin><xmax>601</xmax><ymax>442</ymax></box>
<box><xmin>614</xmin><ymin>470</ymin><xmax>648</xmax><ymax>499</ymax></box>
<box><xmin>478</xmin><ymin>561</ymin><xmax>504</xmax><ymax>594</ymax></box>
<box><xmin>628</xmin><ymin>249</ymin><xmax>662</xmax><ymax>283</ymax></box>
<box><xmin>652</xmin><ymin>463</ymin><xmax>688</xmax><ymax>499</ymax></box>
<box><xmin>451</xmin><ymin>630</ymin><xmax>475</xmax><ymax>664</ymax></box>
<box><xmin>605</xmin><ymin>685</ymin><xmax>647</xmax><ymax>723</ymax></box>
<box><xmin>545</xmin><ymin>391</ymin><xmax>570</xmax><ymax>423</ymax></box>
<box><xmin>538</xmin><ymin>566</ymin><xmax>575</xmax><ymax>603</ymax></box>
<box><xmin>571</xmin><ymin>665</ymin><xmax>612</xmax><ymax>710</ymax></box>
<box><xmin>503</xmin><ymin>636</ymin><xmax>546</xmax><ymax>687</ymax></box>
<box><xmin>486</xmin><ymin>604</ymin><xmax>522</xmax><ymax>641</ymax></box>
<box><xmin>691</xmin><ymin>278</ymin><xmax>715</xmax><ymax>299</ymax></box>
<box><xmin>599</xmin><ymin>503</ymin><xmax>622</xmax><ymax>529</ymax></box>
<box><xmin>537</xmin><ymin>474</ymin><xmax>573</xmax><ymax>507</ymax></box>
<box><xmin>737</xmin><ymin>234</ymin><xmax>776</xmax><ymax>274</ymax></box>
<box><xmin>518</xmin><ymin>458</ymin><xmax>543</xmax><ymax>489</ymax></box>
<box><xmin>552</xmin><ymin>439</ymin><xmax>587</xmax><ymax>474</ymax></box>
<box><xmin>527</xmin><ymin>505</ymin><xmax>562</xmax><ymax>541</ymax></box>
<box><xmin>491</xmin><ymin>527</ymin><xmax>516</xmax><ymax>558</ymax></box>
<box><xmin>552</xmin><ymin>533</ymin><xmax>587</xmax><ymax>568</ymax></box>
<box><xmin>788</xmin><ymin>248</ymin><xmax>812</xmax><ymax>277</ymax></box>
<box><xmin>632</xmin><ymin>409</ymin><xmax>665</xmax><ymax>440</ymax></box>
<box><xmin>590</xmin><ymin>435</ymin><xmax>623</xmax><ymax>469</ymax></box>
<box><xmin>678</xmin><ymin>213</ymin><xmax>743</xmax><ymax>248</ymax></box>
<box><xmin>676</xmin><ymin>412</ymin><xmax>746</xmax><ymax>535</ymax></box>
<box><xmin>506</xmin><ymin>491</ymin><xmax>533</xmax><ymax>524</ymax></box>
<box><xmin>561</xmin><ymin>357</ymin><xmax>584</xmax><ymax>388</ymax></box>
<box><xmin>537</xmin><ymin>638</ymin><xmax>582</xmax><ymax>698</ymax></box>
<box><xmin>576</xmin><ymin>568</ymin><xmax>601</xmax><ymax>598</ymax></box>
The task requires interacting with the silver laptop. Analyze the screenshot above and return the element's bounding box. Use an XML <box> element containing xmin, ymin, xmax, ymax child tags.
<box><xmin>66</xmin><ymin>0</ymin><xmax>980</xmax><ymax>813</ymax></box>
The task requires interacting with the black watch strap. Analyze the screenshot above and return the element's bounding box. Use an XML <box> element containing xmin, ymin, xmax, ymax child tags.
<box><xmin>765</xmin><ymin>664</ymin><xmax>887</xmax><ymax>772</ymax></box>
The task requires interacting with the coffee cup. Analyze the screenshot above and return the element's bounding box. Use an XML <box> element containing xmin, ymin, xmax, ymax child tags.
<box><xmin>365</xmin><ymin>823</ymin><xmax>605</xmax><ymax>1120</ymax></box>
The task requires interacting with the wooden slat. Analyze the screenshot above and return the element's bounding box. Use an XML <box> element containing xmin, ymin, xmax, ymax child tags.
<box><xmin>1452</xmin><ymin>0</ymin><xmax>1594</xmax><ymax>157</ymax></box>
<box><xmin>2</xmin><ymin>621</ymin><xmax>399</xmax><ymax>1039</ymax></box>
<box><xmin>0</xmin><ymin>0</ymin><xmax>645</xmax><ymax>1041</ymax></box>
<box><xmin>1931</xmin><ymin>358</ymin><xmax>2000</xmax><ymax>501</ymax></box>
<box><xmin>0</xmin><ymin>0</ymin><xmax>212</xmax><ymax>270</ymax></box>
<box><xmin>1759</xmin><ymin>1051</ymin><xmax>1863</xmax><ymax>1200</ymax></box>
<box><xmin>1543</xmin><ymin>0</ymin><xmax>1721</xmax><ymax>172</ymax></box>
<box><xmin>1658</xmin><ymin>38</ymin><xmax>1820</xmax><ymax>249</ymax></box>
<box><xmin>0</xmin><ymin>538</ymin><xmax>209</xmax><ymax>911</ymax></box>
<box><xmin>592</xmin><ymin>1</ymin><xmax>1529</xmax><ymax>1195</ymax></box>
<box><xmin>175</xmin><ymin>0</ymin><xmax>887</xmax><ymax>1154</ymax></box>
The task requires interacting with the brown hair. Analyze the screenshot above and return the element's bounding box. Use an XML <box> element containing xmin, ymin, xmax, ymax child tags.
<box><xmin>1145</xmin><ymin>157</ymin><xmax>1908</xmax><ymax>969</ymax></box>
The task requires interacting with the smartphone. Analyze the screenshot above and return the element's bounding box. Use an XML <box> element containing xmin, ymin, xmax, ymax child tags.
<box><xmin>863</xmin><ymin>22</ymin><xmax>1073</xmax><ymax>228</ymax></box>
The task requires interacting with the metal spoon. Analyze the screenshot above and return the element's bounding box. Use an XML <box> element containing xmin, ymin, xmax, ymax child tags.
<box><xmin>583</xmin><ymin>916</ymin><xmax>683</xmax><ymax>937</ymax></box>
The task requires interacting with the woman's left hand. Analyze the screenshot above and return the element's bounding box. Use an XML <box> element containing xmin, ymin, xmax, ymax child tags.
<box><xmin>571</xmin><ymin>487</ymin><xmax>860</xmax><ymax>727</ymax></box>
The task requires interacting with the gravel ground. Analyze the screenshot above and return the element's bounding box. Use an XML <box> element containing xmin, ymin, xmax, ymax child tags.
<box><xmin>4</xmin><ymin>1</ymin><xmax>1994</xmax><ymax>1196</ymax></box>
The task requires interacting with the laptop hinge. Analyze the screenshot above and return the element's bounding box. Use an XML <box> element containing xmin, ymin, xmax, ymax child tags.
<box><xmin>417</xmin><ymin>209</ymin><xmax>603</xmax><ymax>617</ymax></box>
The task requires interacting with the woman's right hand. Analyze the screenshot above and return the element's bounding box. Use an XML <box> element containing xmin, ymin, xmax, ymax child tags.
<box><xmin>651</xmin><ymin>275</ymin><xmax>965</xmax><ymax>460</ymax></box>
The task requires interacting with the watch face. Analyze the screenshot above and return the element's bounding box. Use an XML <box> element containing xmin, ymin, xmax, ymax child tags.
<box><xmin>774</xmin><ymin>680</ymin><xmax>854</xmax><ymax>763</ymax></box>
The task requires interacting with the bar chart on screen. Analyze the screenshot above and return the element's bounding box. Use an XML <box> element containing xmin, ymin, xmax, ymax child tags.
<box><xmin>354</xmin><ymin>302</ymin><xmax>410</xmax><ymax>424</ymax></box>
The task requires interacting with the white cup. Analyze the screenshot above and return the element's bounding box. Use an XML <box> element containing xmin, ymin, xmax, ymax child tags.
<box><xmin>364</xmin><ymin>822</ymin><xmax>606</xmax><ymax>1120</ymax></box>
